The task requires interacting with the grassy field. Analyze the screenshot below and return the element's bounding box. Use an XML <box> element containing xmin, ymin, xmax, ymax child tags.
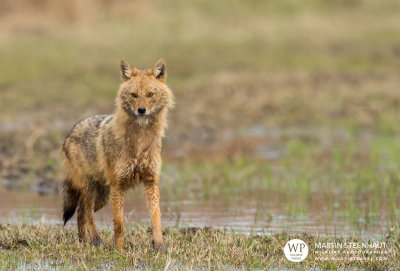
<box><xmin>0</xmin><ymin>224</ymin><xmax>398</xmax><ymax>270</ymax></box>
<box><xmin>1</xmin><ymin>0</ymin><xmax>400</xmax><ymax>269</ymax></box>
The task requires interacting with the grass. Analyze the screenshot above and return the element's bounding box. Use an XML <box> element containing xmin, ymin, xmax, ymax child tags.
<box><xmin>158</xmin><ymin>132</ymin><xmax>400</xmax><ymax>229</ymax></box>
<box><xmin>0</xmin><ymin>224</ymin><xmax>398</xmax><ymax>270</ymax></box>
<box><xmin>1</xmin><ymin>0</ymin><xmax>400</xmax><ymax>269</ymax></box>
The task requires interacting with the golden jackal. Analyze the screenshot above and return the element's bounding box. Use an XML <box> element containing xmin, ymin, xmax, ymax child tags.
<box><xmin>61</xmin><ymin>59</ymin><xmax>174</xmax><ymax>252</ymax></box>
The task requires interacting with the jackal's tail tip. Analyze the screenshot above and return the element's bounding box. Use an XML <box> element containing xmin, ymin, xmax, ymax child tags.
<box><xmin>63</xmin><ymin>208</ymin><xmax>76</xmax><ymax>226</ymax></box>
<box><xmin>62</xmin><ymin>179</ymin><xmax>80</xmax><ymax>226</ymax></box>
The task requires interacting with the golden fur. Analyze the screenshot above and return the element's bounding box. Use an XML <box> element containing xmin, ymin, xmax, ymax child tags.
<box><xmin>61</xmin><ymin>59</ymin><xmax>174</xmax><ymax>252</ymax></box>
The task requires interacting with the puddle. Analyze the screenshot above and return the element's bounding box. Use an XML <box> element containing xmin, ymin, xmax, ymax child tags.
<box><xmin>0</xmin><ymin>186</ymin><xmax>388</xmax><ymax>239</ymax></box>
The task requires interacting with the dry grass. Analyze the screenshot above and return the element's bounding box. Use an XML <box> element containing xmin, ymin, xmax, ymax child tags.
<box><xmin>0</xmin><ymin>224</ymin><xmax>398</xmax><ymax>270</ymax></box>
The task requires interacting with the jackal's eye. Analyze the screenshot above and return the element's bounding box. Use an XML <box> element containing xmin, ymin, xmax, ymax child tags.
<box><xmin>147</xmin><ymin>92</ymin><xmax>154</xmax><ymax>98</ymax></box>
<box><xmin>131</xmin><ymin>93</ymin><xmax>138</xmax><ymax>98</ymax></box>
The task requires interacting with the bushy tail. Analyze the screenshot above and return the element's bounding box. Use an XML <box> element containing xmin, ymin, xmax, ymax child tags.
<box><xmin>63</xmin><ymin>179</ymin><xmax>80</xmax><ymax>226</ymax></box>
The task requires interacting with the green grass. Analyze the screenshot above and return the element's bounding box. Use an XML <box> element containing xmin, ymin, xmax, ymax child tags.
<box><xmin>160</xmin><ymin>130</ymin><xmax>400</xmax><ymax>235</ymax></box>
<box><xmin>0</xmin><ymin>224</ymin><xmax>398</xmax><ymax>270</ymax></box>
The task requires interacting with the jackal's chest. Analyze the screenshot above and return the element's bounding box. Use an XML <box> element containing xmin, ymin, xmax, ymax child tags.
<box><xmin>115</xmin><ymin>151</ymin><xmax>161</xmax><ymax>189</ymax></box>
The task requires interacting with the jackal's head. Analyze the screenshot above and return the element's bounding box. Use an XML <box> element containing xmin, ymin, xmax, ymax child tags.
<box><xmin>116</xmin><ymin>59</ymin><xmax>174</xmax><ymax>124</ymax></box>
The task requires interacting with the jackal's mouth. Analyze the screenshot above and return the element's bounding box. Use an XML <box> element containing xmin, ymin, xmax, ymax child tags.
<box><xmin>134</xmin><ymin>115</ymin><xmax>150</xmax><ymax>126</ymax></box>
<box><xmin>134</xmin><ymin>112</ymin><xmax>150</xmax><ymax>117</ymax></box>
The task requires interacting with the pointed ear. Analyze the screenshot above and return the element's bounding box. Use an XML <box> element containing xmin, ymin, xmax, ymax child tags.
<box><xmin>120</xmin><ymin>60</ymin><xmax>134</xmax><ymax>82</ymax></box>
<box><xmin>152</xmin><ymin>59</ymin><xmax>167</xmax><ymax>82</ymax></box>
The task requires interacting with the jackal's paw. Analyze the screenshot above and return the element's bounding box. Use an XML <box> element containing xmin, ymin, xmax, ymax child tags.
<box><xmin>78</xmin><ymin>237</ymin><xmax>87</xmax><ymax>243</ymax></box>
<box><xmin>90</xmin><ymin>237</ymin><xmax>104</xmax><ymax>247</ymax></box>
<box><xmin>152</xmin><ymin>240</ymin><xmax>167</xmax><ymax>253</ymax></box>
<box><xmin>114</xmin><ymin>239</ymin><xmax>124</xmax><ymax>252</ymax></box>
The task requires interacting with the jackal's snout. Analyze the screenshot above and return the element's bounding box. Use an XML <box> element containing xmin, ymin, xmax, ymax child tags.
<box><xmin>137</xmin><ymin>107</ymin><xmax>147</xmax><ymax>115</ymax></box>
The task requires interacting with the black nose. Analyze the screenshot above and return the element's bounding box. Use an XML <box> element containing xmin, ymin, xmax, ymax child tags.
<box><xmin>138</xmin><ymin>107</ymin><xmax>146</xmax><ymax>115</ymax></box>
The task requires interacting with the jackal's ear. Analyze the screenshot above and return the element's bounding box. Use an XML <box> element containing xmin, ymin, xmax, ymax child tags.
<box><xmin>120</xmin><ymin>60</ymin><xmax>135</xmax><ymax>81</ymax></box>
<box><xmin>153</xmin><ymin>59</ymin><xmax>167</xmax><ymax>82</ymax></box>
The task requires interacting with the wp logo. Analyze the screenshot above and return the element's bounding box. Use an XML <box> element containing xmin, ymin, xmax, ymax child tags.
<box><xmin>284</xmin><ymin>239</ymin><xmax>309</xmax><ymax>262</ymax></box>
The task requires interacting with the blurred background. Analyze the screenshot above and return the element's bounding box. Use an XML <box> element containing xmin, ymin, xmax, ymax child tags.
<box><xmin>0</xmin><ymin>0</ymin><xmax>400</xmax><ymax>237</ymax></box>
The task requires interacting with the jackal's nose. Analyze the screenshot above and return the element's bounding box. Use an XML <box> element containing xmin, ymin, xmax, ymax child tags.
<box><xmin>138</xmin><ymin>107</ymin><xmax>146</xmax><ymax>115</ymax></box>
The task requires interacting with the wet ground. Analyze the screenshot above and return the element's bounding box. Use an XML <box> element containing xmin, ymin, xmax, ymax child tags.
<box><xmin>0</xmin><ymin>185</ymin><xmax>388</xmax><ymax>239</ymax></box>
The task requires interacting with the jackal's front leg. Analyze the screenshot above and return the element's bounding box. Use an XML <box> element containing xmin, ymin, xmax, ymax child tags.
<box><xmin>110</xmin><ymin>185</ymin><xmax>124</xmax><ymax>251</ymax></box>
<box><xmin>144</xmin><ymin>178</ymin><xmax>165</xmax><ymax>252</ymax></box>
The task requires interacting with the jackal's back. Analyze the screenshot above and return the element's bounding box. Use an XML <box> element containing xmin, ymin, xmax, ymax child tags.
<box><xmin>62</xmin><ymin>114</ymin><xmax>112</xmax><ymax>182</ymax></box>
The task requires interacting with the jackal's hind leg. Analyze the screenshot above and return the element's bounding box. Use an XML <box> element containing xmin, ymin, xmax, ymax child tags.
<box><xmin>83</xmin><ymin>185</ymin><xmax>103</xmax><ymax>246</ymax></box>
<box><xmin>77</xmin><ymin>201</ymin><xmax>87</xmax><ymax>242</ymax></box>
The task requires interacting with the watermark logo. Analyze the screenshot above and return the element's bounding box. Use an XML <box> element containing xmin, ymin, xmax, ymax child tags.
<box><xmin>284</xmin><ymin>239</ymin><xmax>309</xmax><ymax>262</ymax></box>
